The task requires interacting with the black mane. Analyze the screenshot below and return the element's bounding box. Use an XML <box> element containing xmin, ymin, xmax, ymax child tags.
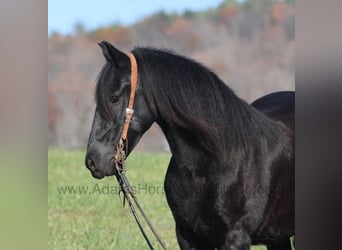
<box><xmin>132</xmin><ymin>47</ymin><xmax>279</xmax><ymax>156</ymax></box>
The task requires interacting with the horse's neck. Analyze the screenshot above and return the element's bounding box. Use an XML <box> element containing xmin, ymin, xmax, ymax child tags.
<box><xmin>156</xmin><ymin>99</ymin><xmax>289</xmax><ymax>166</ymax></box>
<box><xmin>157</xmin><ymin>120</ymin><xmax>184</xmax><ymax>156</ymax></box>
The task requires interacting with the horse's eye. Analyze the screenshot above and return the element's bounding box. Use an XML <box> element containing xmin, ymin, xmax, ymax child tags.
<box><xmin>109</xmin><ymin>95</ymin><xmax>119</xmax><ymax>103</ymax></box>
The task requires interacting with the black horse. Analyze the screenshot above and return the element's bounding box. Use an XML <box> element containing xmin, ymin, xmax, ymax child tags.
<box><xmin>85</xmin><ymin>41</ymin><xmax>294</xmax><ymax>250</ymax></box>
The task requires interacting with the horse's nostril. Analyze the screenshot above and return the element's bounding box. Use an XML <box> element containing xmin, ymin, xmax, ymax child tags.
<box><xmin>86</xmin><ymin>158</ymin><xmax>96</xmax><ymax>172</ymax></box>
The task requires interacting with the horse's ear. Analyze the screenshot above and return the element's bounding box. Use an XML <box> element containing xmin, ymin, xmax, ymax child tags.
<box><xmin>98</xmin><ymin>41</ymin><xmax>130</xmax><ymax>68</ymax></box>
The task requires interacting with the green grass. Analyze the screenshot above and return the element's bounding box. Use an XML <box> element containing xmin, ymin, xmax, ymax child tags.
<box><xmin>49</xmin><ymin>149</ymin><xmax>287</xmax><ymax>250</ymax></box>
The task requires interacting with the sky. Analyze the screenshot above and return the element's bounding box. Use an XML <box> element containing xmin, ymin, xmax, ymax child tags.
<box><xmin>48</xmin><ymin>0</ymin><xmax>231</xmax><ymax>35</ymax></box>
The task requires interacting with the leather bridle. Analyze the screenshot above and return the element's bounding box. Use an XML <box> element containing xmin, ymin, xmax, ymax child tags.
<box><xmin>113</xmin><ymin>53</ymin><xmax>167</xmax><ymax>250</ymax></box>
<box><xmin>114</xmin><ymin>52</ymin><xmax>137</xmax><ymax>160</ymax></box>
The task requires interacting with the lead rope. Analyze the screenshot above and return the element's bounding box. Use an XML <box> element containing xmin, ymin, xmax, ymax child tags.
<box><xmin>113</xmin><ymin>53</ymin><xmax>167</xmax><ymax>250</ymax></box>
<box><xmin>114</xmin><ymin>142</ymin><xmax>154</xmax><ymax>249</ymax></box>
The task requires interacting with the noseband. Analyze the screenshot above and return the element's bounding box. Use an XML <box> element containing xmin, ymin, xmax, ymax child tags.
<box><xmin>113</xmin><ymin>53</ymin><xmax>167</xmax><ymax>250</ymax></box>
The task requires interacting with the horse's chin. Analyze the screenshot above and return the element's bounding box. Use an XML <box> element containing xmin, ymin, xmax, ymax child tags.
<box><xmin>90</xmin><ymin>167</ymin><xmax>115</xmax><ymax>179</ymax></box>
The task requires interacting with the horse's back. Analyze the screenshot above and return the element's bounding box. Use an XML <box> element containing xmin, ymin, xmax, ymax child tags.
<box><xmin>251</xmin><ymin>91</ymin><xmax>294</xmax><ymax>131</ymax></box>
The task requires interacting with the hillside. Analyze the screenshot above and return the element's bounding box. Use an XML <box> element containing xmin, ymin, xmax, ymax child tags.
<box><xmin>48</xmin><ymin>1</ymin><xmax>295</xmax><ymax>149</ymax></box>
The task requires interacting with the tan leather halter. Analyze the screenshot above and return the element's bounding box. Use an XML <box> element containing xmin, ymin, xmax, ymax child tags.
<box><xmin>122</xmin><ymin>52</ymin><xmax>138</xmax><ymax>142</ymax></box>
<box><xmin>114</xmin><ymin>52</ymin><xmax>138</xmax><ymax>165</ymax></box>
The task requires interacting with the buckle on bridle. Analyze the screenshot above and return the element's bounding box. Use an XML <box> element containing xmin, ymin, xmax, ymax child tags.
<box><xmin>126</xmin><ymin>108</ymin><xmax>134</xmax><ymax>115</ymax></box>
<box><xmin>125</xmin><ymin>108</ymin><xmax>134</xmax><ymax>124</ymax></box>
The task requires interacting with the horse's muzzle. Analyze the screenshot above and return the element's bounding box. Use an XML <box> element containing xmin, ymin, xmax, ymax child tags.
<box><xmin>85</xmin><ymin>156</ymin><xmax>106</xmax><ymax>179</ymax></box>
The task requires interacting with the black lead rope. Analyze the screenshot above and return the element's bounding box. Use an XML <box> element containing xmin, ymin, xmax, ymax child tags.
<box><xmin>115</xmin><ymin>173</ymin><xmax>154</xmax><ymax>249</ymax></box>
<box><xmin>114</xmin><ymin>150</ymin><xmax>167</xmax><ymax>250</ymax></box>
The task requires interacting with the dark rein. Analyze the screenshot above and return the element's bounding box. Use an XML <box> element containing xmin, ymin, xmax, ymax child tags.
<box><xmin>113</xmin><ymin>53</ymin><xmax>167</xmax><ymax>250</ymax></box>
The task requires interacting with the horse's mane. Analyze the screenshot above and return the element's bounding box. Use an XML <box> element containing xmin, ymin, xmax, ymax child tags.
<box><xmin>133</xmin><ymin>48</ymin><xmax>279</xmax><ymax>156</ymax></box>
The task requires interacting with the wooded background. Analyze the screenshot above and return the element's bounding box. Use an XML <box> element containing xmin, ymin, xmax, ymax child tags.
<box><xmin>48</xmin><ymin>0</ymin><xmax>295</xmax><ymax>150</ymax></box>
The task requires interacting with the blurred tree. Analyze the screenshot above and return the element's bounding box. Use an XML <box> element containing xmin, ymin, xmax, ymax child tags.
<box><xmin>49</xmin><ymin>31</ymin><xmax>60</xmax><ymax>38</ymax></box>
<box><xmin>219</xmin><ymin>0</ymin><xmax>239</xmax><ymax>8</ymax></box>
<box><xmin>243</xmin><ymin>0</ymin><xmax>274</xmax><ymax>11</ymax></box>
<box><xmin>110</xmin><ymin>21</ymin><xmax>123</xmax><ymax>30</ymax></box>
<box><xmin>88</xmin><ymin>26</ymin><xmax>130</xmax><ymax>44</ymax></box>
<box><xmin>285</xmin><ymin>0</ymin><xmax>295</xmax><ymax>5</ymax></box>
<box><xmin>200</xmin><ymin>8</ymin><xmax>219</xmax><ymax>22</ymax></box>
<box><xmin>156</xmin><ymin>10</ymin><xmax>179</xmax><ymax>23</ymax></box>
<box><xmin>219</xmin><ymin>4</ymin><xmax>238</xmax><ymax>26</ymax></box>
<box><xmin>270</xmin><ymin>1</ymin><xmax>291</xmax><ymax>24</ymax></box>
<box><xmin>74</xmin><ymin>22</ymin><xmax>85</xmax><ymax>35</ymax></box>
<box><xmin>183</xmin><ymin>9</ymin><xmax>195</xmax><ymax>19</ymax></box>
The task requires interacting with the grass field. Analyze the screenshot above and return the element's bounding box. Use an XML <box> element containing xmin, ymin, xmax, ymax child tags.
<box><xmin>49</xmin><ymin>149</ymin><xmax>283</xmax><ymax>250</ymax></box>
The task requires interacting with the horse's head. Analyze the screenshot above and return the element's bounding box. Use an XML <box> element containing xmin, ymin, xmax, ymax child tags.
<box><xmin>85</xmin><ymin>41</ymin><xmax>155</xmax><ymax>179</ymax></box>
